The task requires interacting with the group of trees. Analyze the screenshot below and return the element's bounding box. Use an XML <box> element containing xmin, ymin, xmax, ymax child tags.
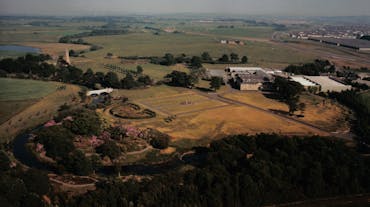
<box><xmin>65</xmin><ymin>134</ymin><xmax>370</xmax><ymax>207</ymax></box>
<box><xmin>0</xmin><ymin>54</ymin><xmax>153</xmax><ymax>90</ymax></box>
<box><xmin>273</xmin><ymin>77</ymin><xmax>305</xmax><ymax>115</ymax></box>
<box><xmin>165</xmin><ymin>70</ymin><xmax>197</xmax><ymax>88</ymax></box>
<box><xmin>150</xmin><ymin>52</ymin><xmax>248</xmax><ymax>68</ymax></box>
<box><xmin>218</xmin><ymin>53</ymin><xmax>248</xmax><ymax>64</ymax></box>
<box><xmin>284</xmin><ymin>59</ymin><xmax>335</xmax><ymax>76</ymax></box>
<box><xmin>35</xmin><ymin>108</ymin><xmax>103</xmax><ymax>175</ymax></box>
<box><xmin>0</xmin><ymin>150</ymin><xmax>51</xmax><ymax>207</ymax></box>
<box><xmin>59</xmin><ymin>29</ymin><xmax>129</xmax><ymax>44</ymax></box>
<box><xmin>327</xmin><ymin>90</ymin><xmax>370</xmax><ymax>151</ymax></box>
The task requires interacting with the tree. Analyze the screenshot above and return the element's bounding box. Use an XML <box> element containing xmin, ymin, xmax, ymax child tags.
<box><xmin>298</xmin><ymin>102</ymin><xmax>306</xmax><ymax>116</ymax></box>
<box><xmin>201</xmin><ymin>52</ymin><xmax>212</xmax><ymax>61</ymax></box>
<box><xmin>0</xmin><ymin>151</ymin><xmax>10</xmax><ymax>171</ymax></box>
<box><xmin>82</xmin><ymin>68</ymin><xmax>96</xmax><ymax>88</ymax></box>
<box><xmin>22</xmin><ymin>169</ymin><xmax>50</xmax><ymax>196</ymax></box>
<box><xmin>137</xmin><ymin>75</ymin><xmax>153</xmax><ymax>86</ymax></box>
<box><xmin>287</xmin><ymin>97</ymin><xmax>299</xmax><ymax>115</ymax></box>
<box><xmin>104</xmin><ymin>72</ymin><xmax>120</xmax><ymax>88</ymax></box>
<box><xmin>150</xmin><ymin>136</ymin><xmax>170</xmax><ymax>149</ymax></box>
<box><xmin>190</xmin><ymin>56</ymin><xmax>203</xmax><ymax>69</ymax></box>
<box><xmin>61</xmin><ymin>150</ymin><xmax>93</xmax><ymax>175</ymax></box>
<box><xmin>165</xmin><ymin>71</ymin><xmax>194</xmax><ymax>88</ymax></box>
<box><xmin>241</xmin><ymin>56</ymin><xmax>248</xmax><ymax>64</ymax></box>
<box><xmin>230</xmin><ymin>53</ymin><xmax>239</xmax><ymax>62</ymax></box>
<box><xmin>210</xmin><ymin>77</ymin><xmax>223</xmax><ymax>91</ymax></box>
<box><xmin>63</xmin><ymin>109</ymin><xmax>101</xmax><ymax>136</ymax></box>
<box><xmin>219</xmin><ymin>54</ymin><xmax>229</xmax><ymax>62</ymax></box>
<box><xmin>96</xmin><ymin>140</ymin><xmax>121</xmax><ymax>160</ymax></box>
<box><xmin>161</xmin><ymin>53</ymin><xmax>176</xmax><ymax>66</ymax></box>
<box><xmin>136</xmin><ymin>65</ymin><xmax>143</xmax><ymax>74</ymax></box>
<box><xmin>121</xmin><ymin>73</ymin><xmax>139</xmax><ymax>89</ymax></box>
<box><xmin>273</xmin><ymin>77</ymin><xmax>304</xmax><ymax>115</ymax></box>
<box><xmin>35</xmin><ymin>125</ymin><xmax>75</xmax><ymax>159</ymax></box>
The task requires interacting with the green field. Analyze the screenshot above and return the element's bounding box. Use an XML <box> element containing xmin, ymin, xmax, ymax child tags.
<box><xmin>0</xmin><ymin>78</ymin><xmax>58</xmax><ymax>124</ymax></box>
<box><xmin>82</xmin><ymin>32</ymin><xmax>314</xmax><ymax>68</ymax></box>
<box><xmin>0</xmin><ymin>78</ymin><xmax>58</xmax><ymax>101</ymax></box>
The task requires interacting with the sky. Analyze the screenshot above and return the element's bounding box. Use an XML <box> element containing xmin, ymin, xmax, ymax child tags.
<box><xmin>0</xmin><ymin>0</ymin><xmax>369</xmax><ymax>16</ymax></box>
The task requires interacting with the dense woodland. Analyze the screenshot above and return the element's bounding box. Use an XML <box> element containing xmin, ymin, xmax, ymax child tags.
<box><xmin>63</xmin><ymin>134</ymin><xmax>370</xmax><ymax>207</ymax></box>
<box><xmin>327</xmin><ymin>90</ymin><xmax>370</xmax><ymax>151</ymax></box>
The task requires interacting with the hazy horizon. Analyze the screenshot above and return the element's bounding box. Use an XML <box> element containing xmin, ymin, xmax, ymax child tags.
<box><xmin>0</xmin><ymin>0</ymin><xmax>370</xmax><ymax>17</ymax></box>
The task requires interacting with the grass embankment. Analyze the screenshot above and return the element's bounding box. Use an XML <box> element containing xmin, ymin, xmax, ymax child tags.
<box><xmin>0</xmin><ymin>78</ymin><xmax>81</xmax><ymax>142</ymax></box>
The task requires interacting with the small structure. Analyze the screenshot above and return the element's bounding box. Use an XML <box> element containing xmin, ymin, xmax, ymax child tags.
<box><xmin>64</xmin><ymin>49</ymin><xmax>71</xmax><ymax>65</ymax></box>
<box><xmin>86</xmin><ymin>88</ymin><xmax>114</xmax><ymax>96</ymax></box>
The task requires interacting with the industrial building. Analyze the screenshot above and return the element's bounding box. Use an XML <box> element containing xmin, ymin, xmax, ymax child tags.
<box><xmin>290</xmin><ymin>76</ymin><xmax>351</xmax><ymax>92</ymax></box>
<box><xmin>226</xmin><ymin>67</ymin><xmax>272</xmax><ymax>91</ymax></box>
<box><xmin>309</xmin><ymin>37</ymin><xmax>370</xmax><ymax>51</ymax></box>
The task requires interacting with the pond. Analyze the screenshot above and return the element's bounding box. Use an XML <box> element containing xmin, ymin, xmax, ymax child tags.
<box><xmin>0</xmin><ymin>45</ymin><xmax>40</xmax><ymax>53</ymax></box>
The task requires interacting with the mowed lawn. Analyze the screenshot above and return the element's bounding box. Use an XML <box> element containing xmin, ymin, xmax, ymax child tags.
<box><xmin>0</xmin><ymin>78</ymin><xmax>58</xmax><ymax>124</ymax></box>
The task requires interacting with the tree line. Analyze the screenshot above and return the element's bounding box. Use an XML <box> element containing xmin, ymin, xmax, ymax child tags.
<box><xmin>64</xmin><ymin>134</ymin><xmax>370</xmax><ymax>207</ymax></box>
<box><xmin>284</xmin><ymin>59</ymin><xmax>335</xmax><ymax>76</ymax></box>
<box><xmin>326</xmin><ymin>90</ymin><xmax>370</xmax><ymax>151</ymax></box>
<box><xmin>150</xmin><ymin>52</ymin><xmax>248</xmax><ymax>67</ymax></box>
<box><xmin>0</xmin><ymin>54</ymin><xmax>153</xmax><ymax>90</ymax></box>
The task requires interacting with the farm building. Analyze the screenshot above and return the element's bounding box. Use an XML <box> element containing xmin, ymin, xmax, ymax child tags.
<box><xmin>290</xmin><ymin>76</ymin><xmax>351</xmax><ymax>92</ymax></box>
<box><xmin>304</xmin><ymin>76</ymin><xmax>352</xmax><ymax>92</ymax></box>
<box><xmin>226</xmin><ymin>67</ymin><xmax>272</xmax><ymax>91</ymax></box>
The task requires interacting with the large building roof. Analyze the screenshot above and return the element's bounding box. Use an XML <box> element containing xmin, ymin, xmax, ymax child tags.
<box><xmin>304</xmin><ymin>76</ymin><xmax>351</xmax><ymax>92</ymax></box>
<box><xmin>309</xmin><ymin>37</ymin><xmax>370</xmax><ymax>49</ymax></box>
<box><xmin>290</xmin><ymin>76</ymin><xmax>317</xmax><ymax>87</ymax></box>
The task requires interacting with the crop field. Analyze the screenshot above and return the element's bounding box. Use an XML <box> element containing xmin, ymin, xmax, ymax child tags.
<box><xmin>0</xmin><ymin>79</ymin><xmax>81</xmax><ymax>142</ymax></box>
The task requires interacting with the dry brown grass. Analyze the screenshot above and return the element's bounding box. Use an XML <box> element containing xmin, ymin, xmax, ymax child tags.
<box><xmin>222</xmin><ymin>92</ymin><xmax>350</xmax><ymax>132</ymax></box>
<box><xmin>102</xmin><ymin>87</ymin><xmax>328</xmax><ymax>142</ymax></box>
<box><xmin>0</xmin><ymin>84</ymin><xmax>81</xmax><ymax>142</ymax></box>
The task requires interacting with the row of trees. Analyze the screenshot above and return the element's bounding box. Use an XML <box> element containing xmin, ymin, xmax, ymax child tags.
<box><xmin>327</xmin><ymin>90</ymin><xmax>370</xmax><ymax>150</ymax></box>
<box><xmin>150</xmin><ymin>52</ymin><xmax>248</xmax><ymax>67</ymax></box>
<box><xmin>65</xmin><ymin>134</ymin><xmax>370</xmax><ymax>207</ymax></box>
<box><xmin>35</xmin><ymin>107</ymin><xmax>103</xmax><ymax>175</ymax></box>
<box><xmin>284</xmin><ymin>59</ymin><xmax>335</xmax><ymax>76</ymax></box>
<box><xmin>0</xmin><ymin>54</ymin><xmax>153</xmax><ymax>90</ymax></box>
